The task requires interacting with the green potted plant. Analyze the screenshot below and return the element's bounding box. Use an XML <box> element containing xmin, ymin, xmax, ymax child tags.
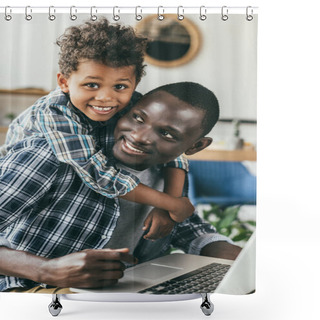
<box><xmin>202</xmin><ymin>203</ymin><xmax>255</xmax><ymax>243</ymax></box>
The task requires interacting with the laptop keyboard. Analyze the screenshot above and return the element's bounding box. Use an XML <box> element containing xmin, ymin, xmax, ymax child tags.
<box><xmin>138</xmin><ymin>262</ymin><xmax>231</xmax><ymax>294</ymax></box>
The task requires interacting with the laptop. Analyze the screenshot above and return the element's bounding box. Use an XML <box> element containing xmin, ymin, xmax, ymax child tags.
<box><xmin>71</xmin><ymin>232</ymin><xmax>255</xmax><ymax>296</ymax></box>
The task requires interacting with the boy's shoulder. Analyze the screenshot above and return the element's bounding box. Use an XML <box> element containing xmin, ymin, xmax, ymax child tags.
<box><xmin>43</xmin><ymin>87</ymin><xmax>70</xmax><ymax>107</ymax></box>
<box><xmin>25</xmin><ymin>87</ymin><xmax>69</xmax><ymax>114</ymax></box>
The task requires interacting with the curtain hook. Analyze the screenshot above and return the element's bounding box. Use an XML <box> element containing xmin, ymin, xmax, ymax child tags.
<box><xmin>90</xmin><ymin>6</ymin><xmax>98</xmax><ymax>21</ymax></box>
<box><xmin>48</xmin><ymin>6</ymin><xmax>56</xmax><ymax>21</ymax></box>
<box><xmin>4</xmin><ymin>6</ymin><xmax>12</xmax><ymax>21</ymax></box>
<box><xmin>25</xmin><ymin>6</ymin><xmax>32</xmax><ymax>21</ymax></box>
<box><xmin>113</xmin><ymin>6</ymin><xmax>120</xmax><ymax>21</ymax></box>
<box><xmin>221</xmin><ymin>6</ymin><xmax>229</xmax><ymax>21</ymax></box>
<box><xmin>177</xmin><ymin>6</ymin><xmax>184</xmax><ymax>21</ymax></box>
<box><xmin>70</xmin><ymin>6</ymin><xmax>77</xmax><ymax>21</ymax></box>
<box><xmin>246</xmin><ymin>6</ymin><xmax>254</xmax><ymax>21</ymax></box>
<box><xmin>157</xmin><ymin>6</ymin><xmax>164</xmax><ymax>21</ymax></box>
<box><xmin>200</xmin><ymin>6</ymin><xmax>207</xmax><ymax>21</ymax></box>
<box><xmin>135</xmin><ymin>6</ymin><xmax>143</xmax><ymax>21</ymax></box>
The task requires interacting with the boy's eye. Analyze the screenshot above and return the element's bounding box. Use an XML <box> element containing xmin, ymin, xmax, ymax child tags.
<box><xmin>85</xmin><ymin>83</ymin><xmax>99</xmax><ymax>89</ymax></box>
<box><xmin>114</xmin><ymin>84</ymin><xmax>127</xmax><ymax>90</ymax></box>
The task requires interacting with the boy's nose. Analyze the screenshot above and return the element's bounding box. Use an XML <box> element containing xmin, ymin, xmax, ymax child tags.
<box><xmin>95</xmin><ymin>89</ymin><xmax>113</xmax><ymax>102</ymax></box>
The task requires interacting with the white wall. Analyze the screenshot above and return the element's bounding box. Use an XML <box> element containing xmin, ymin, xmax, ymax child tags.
<box><xmin>0</xmin><ymin>13</ymin><xmax>257</xmax><ymax>144</ymax></box>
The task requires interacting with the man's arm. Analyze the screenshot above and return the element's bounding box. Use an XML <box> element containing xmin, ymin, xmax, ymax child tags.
<box><xmin>0</xmin><ymin>246</ymin><xmax>136</xmax><ymax>288</ymax></box>
<box><xmin>200</xmin><ymin>241</ymin><xmax>242</xmax><ymax>261</ymax></box>
<box><xmin>169</xmin><ymin>213</ymin><xmax>242</xmax><ymax>261</ymax></box>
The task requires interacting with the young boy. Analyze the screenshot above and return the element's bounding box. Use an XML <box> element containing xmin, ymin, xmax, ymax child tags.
<box><xmin>0</xmin><ymin>81</ymin><xmax>235</xmax><ymax>293</ymax></box>
<box><xmin>0</xmin><ymin>19</ymin><xmax>193</xmax><ymax>230</ymax></box>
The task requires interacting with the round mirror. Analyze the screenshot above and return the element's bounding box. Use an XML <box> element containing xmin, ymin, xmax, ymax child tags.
<box><xmin>136</xmin><ymin>15</ymin><xmax>201</xmax><ymax>68</ymax></box>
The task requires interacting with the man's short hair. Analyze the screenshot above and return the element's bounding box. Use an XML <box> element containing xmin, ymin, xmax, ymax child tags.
<box><xmin>145</xmin><ymin>82</ymin><xmax>220</xmax><ymax>136</ymax></box>
<box><xmin>56</xmin><ymin>18</ymin><xmax>148</xmax><ymax>83</ymax></box>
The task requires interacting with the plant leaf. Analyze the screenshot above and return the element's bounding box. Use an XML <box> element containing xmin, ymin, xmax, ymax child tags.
<box><xmin>232</xmin><ymin>231</ymin><xmax>252</xmax><ymax>242</ymax></box>
<box><xmin>217</xmin><ymin>206</ymin><xmax>240</xmax><ymax>229</ymax></box>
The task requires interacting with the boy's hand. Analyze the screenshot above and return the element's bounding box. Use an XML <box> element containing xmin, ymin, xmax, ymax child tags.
<box><xmin>169</xmin><ymin>197</ymin><xmax>195</xmax><ymax>222</ymax></box>
<box><xmin>143</xmin><ymin>208</ymin><xmax>175</xmax><ymax>241</ymax></box>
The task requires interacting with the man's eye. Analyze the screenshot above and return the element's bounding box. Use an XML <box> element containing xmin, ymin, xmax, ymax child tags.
<box><xmin>85</xmin><ymin>83</ymin><xmax>99</xmax><ymax>89</ymax></box>
<box><xmin>133</xmin><ymin>113</ymin><xmax>144</xmax><ymax>123</ymax></box>
<box><xmin>160</xmin><ymin>130</ymin><xmax>174</xmax><ymax>140</ymax></box>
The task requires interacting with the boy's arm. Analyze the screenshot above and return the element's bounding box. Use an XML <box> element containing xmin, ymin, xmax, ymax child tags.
<box><xmin>120</xmin><ymin>178</ymin><xmax>194</xmax><ymax>222</ymax></box>
<box><xmin>40</xmin><ymin>103</ymin><xmax>194</xmax><ymax>214</ymax></box>
<box><xmin>35</xmin><ymin>91</ymin><xmax>140</xmax><ymax>199</ymax></box>
<box><xmin>142</xmin><ymin>167</ymin><xmax>187</xmax><ymax>240</ymax></box>
<box><xmin>163</xmin><ymin>167</ymin><xmax>186</xmax><ymax>197</ymax></box>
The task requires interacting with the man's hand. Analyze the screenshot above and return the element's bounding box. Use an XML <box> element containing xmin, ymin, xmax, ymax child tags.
<box><xmin>143</xmin><ymin>208</ymin><xmax>175</xmax><ymax>241</ymax></box>
<box><xmin>169</xmin><ymin>197</ymin><xmax>194</xmax><ymax>222</ymax></box>
<box><xmin>39</xmin><ymin>248</ymin><xmax>136</xmax><ymax>288</ymax></box>
<box><xmin>200</xmin><ymin>241</ymin><xmax>242</xmax><ymax>261</ymax></box>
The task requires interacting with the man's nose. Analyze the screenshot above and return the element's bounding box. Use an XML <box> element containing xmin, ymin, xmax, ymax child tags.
<box><xmin>131</xmin><ymin>126</ymin><xmax>154</xmax><ymax>144</ymax></box>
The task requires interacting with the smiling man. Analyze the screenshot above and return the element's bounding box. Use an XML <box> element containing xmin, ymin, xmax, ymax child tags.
<box><xmin>0</xmin><ymin>82</ymin><xmax>241</xmax><ymax>293</ymax></box>
<box><xmin>113</xmin><ymin>89</ymin><xmax>212</xmax><ymax>170</ymax></box>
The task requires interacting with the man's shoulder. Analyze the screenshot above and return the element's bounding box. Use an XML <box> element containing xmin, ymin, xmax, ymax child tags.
<box><xmin>7</xmin><ymin>137</ymin><xmax>59</xmax><ymax>164</ymax></box>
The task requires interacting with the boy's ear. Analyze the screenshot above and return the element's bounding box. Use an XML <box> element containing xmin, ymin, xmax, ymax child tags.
<box><xmin>184</xmin><ymin>137</ymin><xmax>213</xmax><ymax>155</ymax></box>
<box><xmin>57</xmin><ymin>73</ymin><xmax>70</xmax><ymax>93</ymax></box>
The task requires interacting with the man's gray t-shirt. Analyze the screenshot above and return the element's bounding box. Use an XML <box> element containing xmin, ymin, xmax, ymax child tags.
<box><xmin>104</xmin><ymin>165</ymin><xmax>164</xmax><ymax>253</ymax></box>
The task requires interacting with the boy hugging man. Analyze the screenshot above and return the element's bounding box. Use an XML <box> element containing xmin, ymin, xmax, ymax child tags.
<box><xmin>0</xmin><ymin>18</ymin><xmax>194</xmax><ymax>239</ymax></box>
<box><xmin>0</xmin><ymin>81</ymin><xmax>241</xmax><ymax>292</ymax></box>
<box><xmin>0</xmin><ymin>18</ymin><xmax>242</xmax><ymax>292</ymax></box>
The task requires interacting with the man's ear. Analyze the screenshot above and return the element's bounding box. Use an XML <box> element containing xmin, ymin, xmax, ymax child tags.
<box><xmin>57</xmin><ymin>73</ymin><xmax>69</xmax><ymax>93</ymax></box>
<box><xmin>184</xmin><ymin>137</ymin><xmax>213</xmax><ymax>155</ymax></box>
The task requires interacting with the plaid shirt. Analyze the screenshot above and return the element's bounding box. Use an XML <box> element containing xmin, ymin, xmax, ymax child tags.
<box><xmin>0</xmin><ymin>87</ymin><xmax>189</xmax><ymax>198</ymax></box>
<box><xmin>0</xmin><ymin>134</ymin><xmax>230</xmax><ymax>291</ymax></box>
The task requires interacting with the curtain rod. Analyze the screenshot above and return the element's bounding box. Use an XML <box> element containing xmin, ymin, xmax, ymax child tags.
<box><xmin>0</xmin><ymin>6</ymin><xmax>258</xmax><ymax>22</ymax></box>
<box><xmin>0</xmin><ymin>6</ymin><xmax>258</xmax><ymax>14</ymax></box>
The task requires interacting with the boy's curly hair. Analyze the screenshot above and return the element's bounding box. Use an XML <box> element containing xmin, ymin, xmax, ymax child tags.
<box><xmin>56</xmin><ymin>18</ymin><xmax>148</xmax><ymax>83</ymax></box>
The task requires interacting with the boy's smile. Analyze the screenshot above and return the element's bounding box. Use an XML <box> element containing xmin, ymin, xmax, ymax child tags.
<box><xmin>113</xmin><ymin>91</ymin><xmax>210</xmax><ymax>170</ymax></box>
<box><xmin>57</xmin><ymin>60</ymin><xmax>137</xmax><ymax>122</ymax></box>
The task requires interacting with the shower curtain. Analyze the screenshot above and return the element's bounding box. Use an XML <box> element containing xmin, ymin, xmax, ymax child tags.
<box><xmin>0</xmin><ymin>5</ymin><xmax>257</xmax><ymax>316</ymax></box>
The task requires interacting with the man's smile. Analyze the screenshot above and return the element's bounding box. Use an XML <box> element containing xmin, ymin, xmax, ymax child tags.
<box><xmin>120</xmin><ymin>137</ymin><xmax>151</xmax><ymax>155</ymax></box>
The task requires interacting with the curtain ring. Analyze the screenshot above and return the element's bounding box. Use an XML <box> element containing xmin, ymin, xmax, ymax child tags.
<box><xmin>70</xmin><ymin>6</ymin><xmax>77</xmax><ymax>21</ymax></box>
<box><xmin>90</xmin><ymin>6</ymin><xmax>98</xmax><ymax>21</ymax></box>
<box><xmin>199</xmin><ymin>6</ymin><xmax>207</xmax><ymax>21</ymax></box>
<box><xmin>113</xmin><ymin>6</ymin><xmax>120</xmax><ymax>21</ymax></box>
<box><xmin>25</xmin><ymin>6</ymin><xmax>32</xmax><ymax>21</ymax></box>
<box><xmin>135</xmin><ymin>6</ymin><xmax>143</xmax><ymax>21</ymax></box>
<box><xmin>4</xmin><ymin>6</ymin><xmax>12</xmax><ymax>21</ymax></box>
<box><xmin>246</xmin><ymin>6</ymin><xmax>254</xmax><ymax>21</ymax></box>
<box><xmin>157</xmin><ymin>6</ymin><xmax>164</xmax><ymax>21</ymax></box>
<box><xmin>48</xmin><ymin>6</ymin><xmax>56</xmax><ymax>21</ymax></box>
<box><xmin>221</xmin><ymin>6</ymin><xmax>229</xmax><ymax>21</ymax></box>
<box><xmin>177</xmin><ymin>6</ymin><xmax>184</xmax><ymax>21</ymax></box>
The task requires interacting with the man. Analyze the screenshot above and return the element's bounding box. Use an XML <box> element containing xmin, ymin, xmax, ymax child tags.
<box><xmin>0</xmin><ymin>82</ymin><xmax>241</xmax><ymax>292</ymax></box>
